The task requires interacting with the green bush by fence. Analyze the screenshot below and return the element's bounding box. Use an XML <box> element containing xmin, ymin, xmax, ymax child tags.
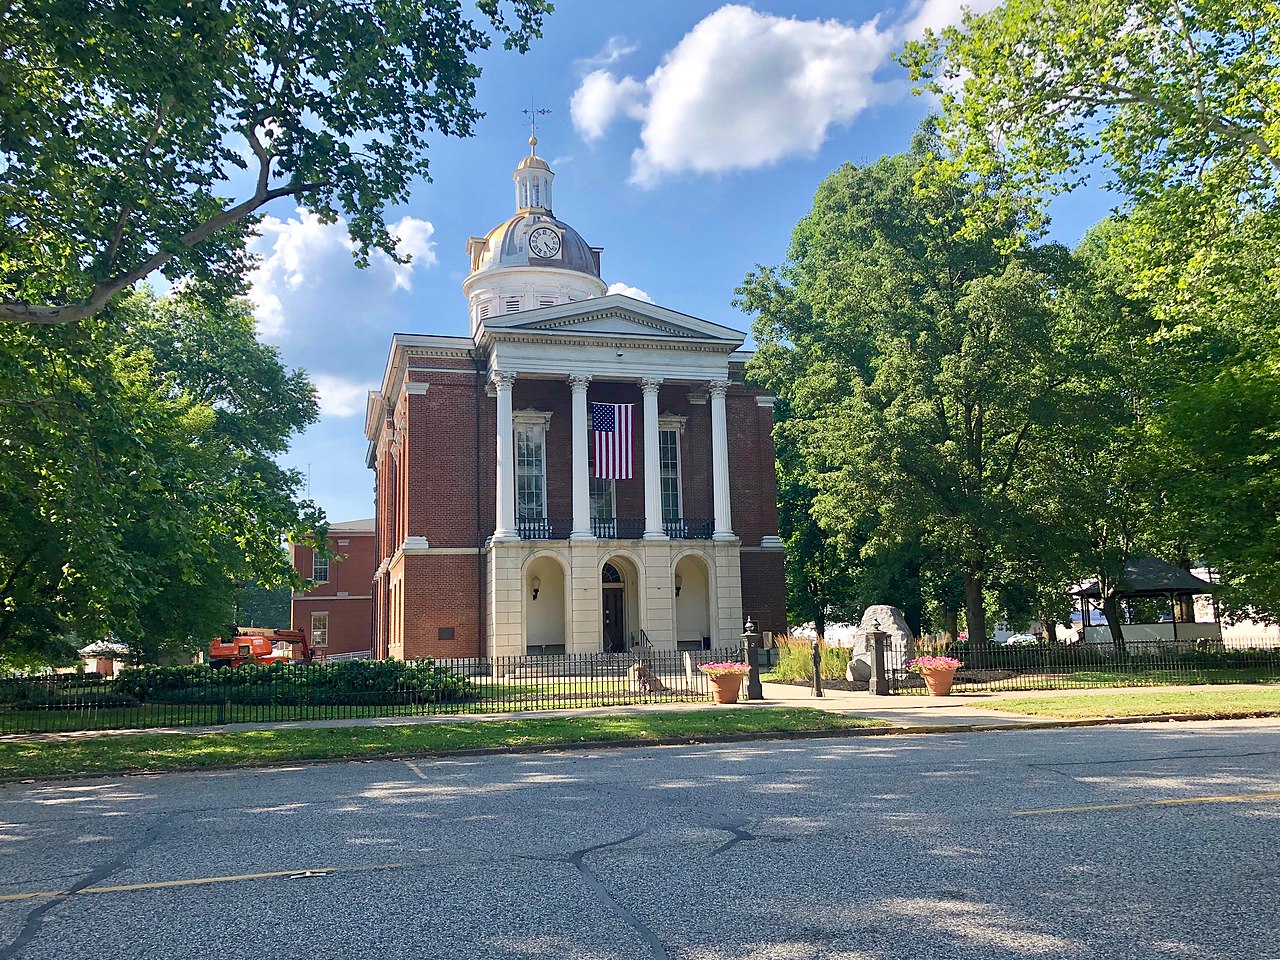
<box><xmin>119</xmin><ymin>659</ymin><xmax>473</xmax><ymax>705</ymax></box>
<box><xmin>3</xmin><ymin>659</ymin><xmax>474</xmax><ymax>711</ymax></box>
<box><xmin>768</xmin><ymin>638</ymin><xmax>852</xmax><ymax>682</ymax></box>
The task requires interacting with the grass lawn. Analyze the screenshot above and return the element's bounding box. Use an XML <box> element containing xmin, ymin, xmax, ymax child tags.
<box><xmin>0</xmin><ymin>708</ymin><xmax>887</xmax><ymax>781</ymax></box>
<box><xmin>979</xmin><ymin>687</ymin><xmax>1280</xmax><ymax>719</ymax></box>
<box><xmin>1064</xmin><ymin>668</ymin><xmax>1279</xmax><ymax>686</ymax></box>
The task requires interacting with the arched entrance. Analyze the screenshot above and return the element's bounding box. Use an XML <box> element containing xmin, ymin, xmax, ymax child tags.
<box><xmin>524</xmin><ymin>554</ymin><xmax>567</xmax><ymax>655</ymax></box>
<box><xmin>600</xmin><ymin>555</ymin><xmax>641</xmax><ymax>653</ymax></box>
<box><xmin>674</xmin><ymin>554</ymin><xmax>712</xmax><ymax>651</ymax></box>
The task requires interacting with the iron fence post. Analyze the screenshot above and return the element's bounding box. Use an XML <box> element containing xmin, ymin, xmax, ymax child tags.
<box><xmin>742</xmin><ymin>619</ymin><xmax>764</xmax><ymax>700</ymax></box>
<box><xmin>868</xmin><ymin>624</ymin><xmax>889</xmax><ymax>696</ymax></box>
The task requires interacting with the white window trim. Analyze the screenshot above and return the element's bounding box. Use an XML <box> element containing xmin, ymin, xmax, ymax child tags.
<box><xmin>312</xmin><ymin>554</ymin><xmax>329</xmax><ymax>584</ymax></box>
<box><xmin>658</xmin><ymin>416</ymin><xmax>685</xmax><ymax>521</ymax></box>
<box><xmin>590</xmin><ymin>476</ymin><xmax>616</xmax><ymax>523</ymax></box>
<box><xmin>311</xmin><ymin>611</ymin><xmax>329</xmax><ymax>648</ymax></box>
<box><xmin>513</xmin><ymin>410</ymin><xmax>552</xmax><ymax>523</ymax></box>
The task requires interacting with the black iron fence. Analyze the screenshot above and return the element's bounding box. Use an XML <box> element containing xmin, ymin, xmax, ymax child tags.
<box><xmin>0</xmin><ymin>649</ymin><xmax>747</xmax><ymax>735</ymax></box>
<box><xmin>882</xmin><ymin>638</ymin><xmax>1280</xmax><ymax>694</ymax></box>
<box><xmin>517</xmin><ymin>517</ymin><xmax>571</xmax><ymax>540</ymax></box>
<box><xmin>514</xmin><ymin>517</ymin><xmax>714</xmax><ymax>540</ymax></box>
<box><xmin>592</xmin><ymin>518</ymin><xmax>646</xmax><ymax>539</ymax></box>
<box><xmin>664</xmin><ymin>517</ymin><xmax>715</xmax><ymax>540</ymax></box>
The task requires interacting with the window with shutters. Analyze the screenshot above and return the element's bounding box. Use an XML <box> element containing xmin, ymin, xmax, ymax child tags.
<box><xmin>505</xmin><ymin>296</ymin><xmax>522</xmax><ymax>314</ymax></box>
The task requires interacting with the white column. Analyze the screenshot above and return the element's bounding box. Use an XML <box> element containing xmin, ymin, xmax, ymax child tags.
<box><xmin>641</xmin><ymin>377</ymin><xmax>667</xmax><ymax>540</ymax></box>
<box><xmin>569</xmin><ymin>374</ymin><xmax>593</xmax><ymax>539</ymax></box>
<box><xmin>709</xmin><ymin>380</ymin><xmax>734</xmax><ymax>541</ymax></box>
<box><xmin>493</xmin><ymin>370</ymin><xmax>518</xmax><ymax>541</ymax></box>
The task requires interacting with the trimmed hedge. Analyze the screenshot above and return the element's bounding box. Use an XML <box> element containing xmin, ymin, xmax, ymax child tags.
<box><xmin>113</xmin><ymin>659</ymin><xmax>473</xmax><ymax>706</ymax></box>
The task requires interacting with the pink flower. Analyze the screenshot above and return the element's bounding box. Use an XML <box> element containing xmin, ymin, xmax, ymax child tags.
<box><xmin>908</xmin><ymin>655</ymin><xmax>964</xmax><ymax>674</ymax></box>
<box><xmin>698</xmin><ymin>661</ymin><xmax>751</xmax><ymax>677</ymax></box>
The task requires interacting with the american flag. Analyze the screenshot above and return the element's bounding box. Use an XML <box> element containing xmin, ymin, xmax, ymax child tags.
<box><xmin>591</xmin><ymin>402</ymin><xmax>634</xmax><ymax>479</ymax></box>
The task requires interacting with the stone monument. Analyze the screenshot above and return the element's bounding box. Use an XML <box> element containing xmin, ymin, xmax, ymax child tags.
<box><xmin>846</xmin><ymin>605</ymin><xmax>916</xmax><ymax>682</ymax></box>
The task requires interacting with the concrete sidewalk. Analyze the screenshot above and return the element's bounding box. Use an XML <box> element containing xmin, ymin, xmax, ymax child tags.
<box><xmin>5</xmin><ymin>680</ymin><xmax>1246</xmax><ymax>743</ymax></box>
<box><xmin>759</xmin><ymin>681</ymin><xmax>1040</xmax><ymax>727</ymax></box>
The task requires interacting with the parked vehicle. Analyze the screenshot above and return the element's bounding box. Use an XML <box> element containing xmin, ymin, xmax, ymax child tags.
<box><xmin>998</xmin><ymin>633</ymin><xmax>1040</xmax><ymax>646</ymax></box>
<box><xmin>209</xmin><ymin>628</ymin><xmax>314</xmax><ymax>668</ymax></box>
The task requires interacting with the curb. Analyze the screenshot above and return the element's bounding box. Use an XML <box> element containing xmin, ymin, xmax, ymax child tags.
<box><xmin>3</xmin><ymin>709</ymin><xmax>1278</xmax><ymax>786</ymax></box>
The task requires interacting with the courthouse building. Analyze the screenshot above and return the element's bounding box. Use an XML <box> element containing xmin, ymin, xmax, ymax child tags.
<box><xmin>366</xmin><ymin>142</ymin><xmax>787</xmax><ymax>660</ymax></box>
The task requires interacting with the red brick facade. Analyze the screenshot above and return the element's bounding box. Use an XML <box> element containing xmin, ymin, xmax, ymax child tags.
<box><xmin>366</xmin><ymin>340</ymin><xmax>789</xmax><ymax>660</ymax></box>
<box><xmin>290</xmin><ymin>522</ymin><xmax>375</xmax><ymax>658</ymax></box>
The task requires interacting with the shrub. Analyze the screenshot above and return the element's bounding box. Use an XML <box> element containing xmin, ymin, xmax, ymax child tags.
<box><xmin>5</xmin><ymin>682</ymin><xmax>138</xmax><ymax>710</ymax></box>
<box><xmin>770</xmin><ymin>636</ymin><xmax>852</xmax><ymax>681</ymax></box>
<box><xmin>115</xmin><ymin>659</ymin><xmax>474</xmax><ymax>705</ymax></box>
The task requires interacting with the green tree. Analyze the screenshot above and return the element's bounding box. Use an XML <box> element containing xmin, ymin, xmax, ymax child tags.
<box><xmin>771</xmin><ymin>406</ymin><xmax>859</xmax><ymax>638</ymax></box>
<box><xmin>900</xmin><ymin>0</ymin><xmax>1278</xmax><ymax>228</ymax></box>
<box><xmin>236</xmin><ymin>584</ymin><xmax>294</xmax><ymax>629</ymax></box>
<box><xmin>0</xmin><ymin>289</ymin><xmax>323</xmax><ymax>662</ymax></box>
<box><xmin>903</xmin><ymin>0</ymin><xmax>1280</xmax><ymax>619</ymax></box>
<box><xmin>1</xmin><ymin>0</ymin><xmax>550</xmax><ymax>324</ymax></box>
<box><xmin>740</xmin><ymin>134</ymin><xmax>1088</xmax><ymax>661</ymax></box>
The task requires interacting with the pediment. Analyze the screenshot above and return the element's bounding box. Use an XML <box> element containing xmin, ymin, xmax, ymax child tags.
<box><xmin>480</xmin><ymin>294</ymin><xmax>746</xmax><ymax>346</ymax></box>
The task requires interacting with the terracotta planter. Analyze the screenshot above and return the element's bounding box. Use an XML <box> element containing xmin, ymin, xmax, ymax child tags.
<box><xmin>709</xmin><ymin>673</ymin><xmax>744</xmax><ymax>704</ymax></box>
<box><xmin>921</xmin><ymin>667</ymin><xmax>957</xmax><ymax>696</ymax></box>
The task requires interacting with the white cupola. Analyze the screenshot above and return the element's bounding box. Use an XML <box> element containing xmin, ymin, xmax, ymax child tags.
<box><xmin>463</xmin><ymin>136</ymin><xmax>607</xmax><ymax>335</ymax></box>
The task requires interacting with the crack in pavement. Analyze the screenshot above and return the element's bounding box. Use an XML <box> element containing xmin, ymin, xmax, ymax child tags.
<box><xmin>566</xmin><ymin>829</ymin><xmax>669</xmax><ymax>960</ymax></box>
<box><xmin>0</xmin><ymin>820</ymin><xmax>175</xmax><ymax>960</ymax></box>
<box><xmin>1030</xmin><ymin>748</ymin><xmax>1280</xmax><ymax>768</ymax></box>
<box><xmin>710</xmin><ymin>823</ymin><xmax>757</xmax><ymax>856</ymax></box>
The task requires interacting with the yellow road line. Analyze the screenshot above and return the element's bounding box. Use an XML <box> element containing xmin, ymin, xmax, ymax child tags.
<box><xmin>1015</xmin><ymin>790</ymin><xmax>1280</xmax><ymax>816</ymax></box>
<box><xmin>0</xmin><ymin>862</ymin><xmax>407</xmax><ymax>903</ymax></box>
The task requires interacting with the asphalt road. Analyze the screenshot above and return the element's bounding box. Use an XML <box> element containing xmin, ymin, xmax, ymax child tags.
<box><xmin>2</xmin><ymin>720</ymin><xmax>1279</xmax><ymax>960</ymax></box>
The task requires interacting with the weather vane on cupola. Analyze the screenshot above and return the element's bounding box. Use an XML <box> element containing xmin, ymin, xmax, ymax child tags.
<box><xmin>522</xmin><ymin>102</ymin><xmax>551</xmax><ymax>156</ymax></box>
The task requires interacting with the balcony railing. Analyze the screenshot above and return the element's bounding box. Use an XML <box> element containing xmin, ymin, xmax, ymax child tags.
<box><xmin>515</xmin><ymin>517</ymin><xmax>714</xmax><ymax>541</ymax></box>
<box><xmin>664</xmin><ymin>517</ymin><xmax>715</xmax><ymax>540</ymax></box>
<box><xmin>591</xmin><ymin>518</ymin><xmax>646</xmax><ymax>539</ymax></box>
<box><xmin>517</xmin><ymin>517</ymin><xmax>571</xmax><ymax>540</ymax></box>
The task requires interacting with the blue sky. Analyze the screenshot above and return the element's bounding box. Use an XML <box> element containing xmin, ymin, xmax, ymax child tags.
<box><xmin>249</xmin><ymin>1</ymin><xmax>1115</xmax><ymax>525</ymax></box>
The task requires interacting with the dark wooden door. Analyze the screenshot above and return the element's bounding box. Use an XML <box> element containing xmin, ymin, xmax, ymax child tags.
<box><xmin>602</xmin><ymin>588</ymin><xmax>624</xmax><ymax>653</ymax></box>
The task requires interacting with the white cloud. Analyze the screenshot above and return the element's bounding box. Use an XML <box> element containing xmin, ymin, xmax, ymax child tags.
<box><xmin>247</xmin><ymin>209</ymin><xmax>436</xmax><ymax>340</ymax></box>
<box><xmin>387</xmin><ymin>217</ymin><xmax>437</xmax><ymax>291</ymax></box>
<box><xmin>569</xmin><ymin>2</ymin><xmax>995</xmax><ymax>186</ymax></box>
<box><xmin>571</xmin><ymin>70</ymin><xmax>646</xmax><ymax>142</ymax></box>
<box><xmin>902</xmin><ymin>0</ymin><xmax>1001</xmax><ymax>39</ymax></box>
<box><xmin>606</xmin><ymin>282</ymin><xmax>653</xmax><ymax>302</ymax></box>
<box><xmin>311</xmin><ymin>373</ymin><xmax>372</xmax><ymax>418</ymax></box>
<box><xmin>575</xmin><ymin>35</ymin><xmax>638</xmax><ymax>69</ymax></box>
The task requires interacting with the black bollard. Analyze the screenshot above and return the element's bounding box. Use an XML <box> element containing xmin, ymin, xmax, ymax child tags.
<box><xmin>811</xmin><ymin>639</ymin><xmax>824</xmax><ymax>697</ymax></box>
<box><xmin>868</xmin><ymin>622</ymin><xmax>889</xmax><ymax>696</ymax></box>
<box><xmin>742</xmin><ymin>618</ymin><xmax>763</xmax><ymax>701</ymax></box>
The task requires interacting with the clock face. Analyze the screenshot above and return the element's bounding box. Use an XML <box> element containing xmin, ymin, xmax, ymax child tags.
<box><xmin>528</xmin><ymin>227</ymin><xmax>561</xmax><ymax>259</ymax></box>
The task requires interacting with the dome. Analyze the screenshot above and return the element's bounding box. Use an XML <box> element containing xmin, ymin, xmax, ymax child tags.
<box><xmin>473</xmin><ymin>212</ymin><xmax>601</xmax><ymax>277</ymax></box>
<box><xmin>463</xmin><ymin>146</ymin><xmax>608</xmax><ymax>332</ymax></box>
